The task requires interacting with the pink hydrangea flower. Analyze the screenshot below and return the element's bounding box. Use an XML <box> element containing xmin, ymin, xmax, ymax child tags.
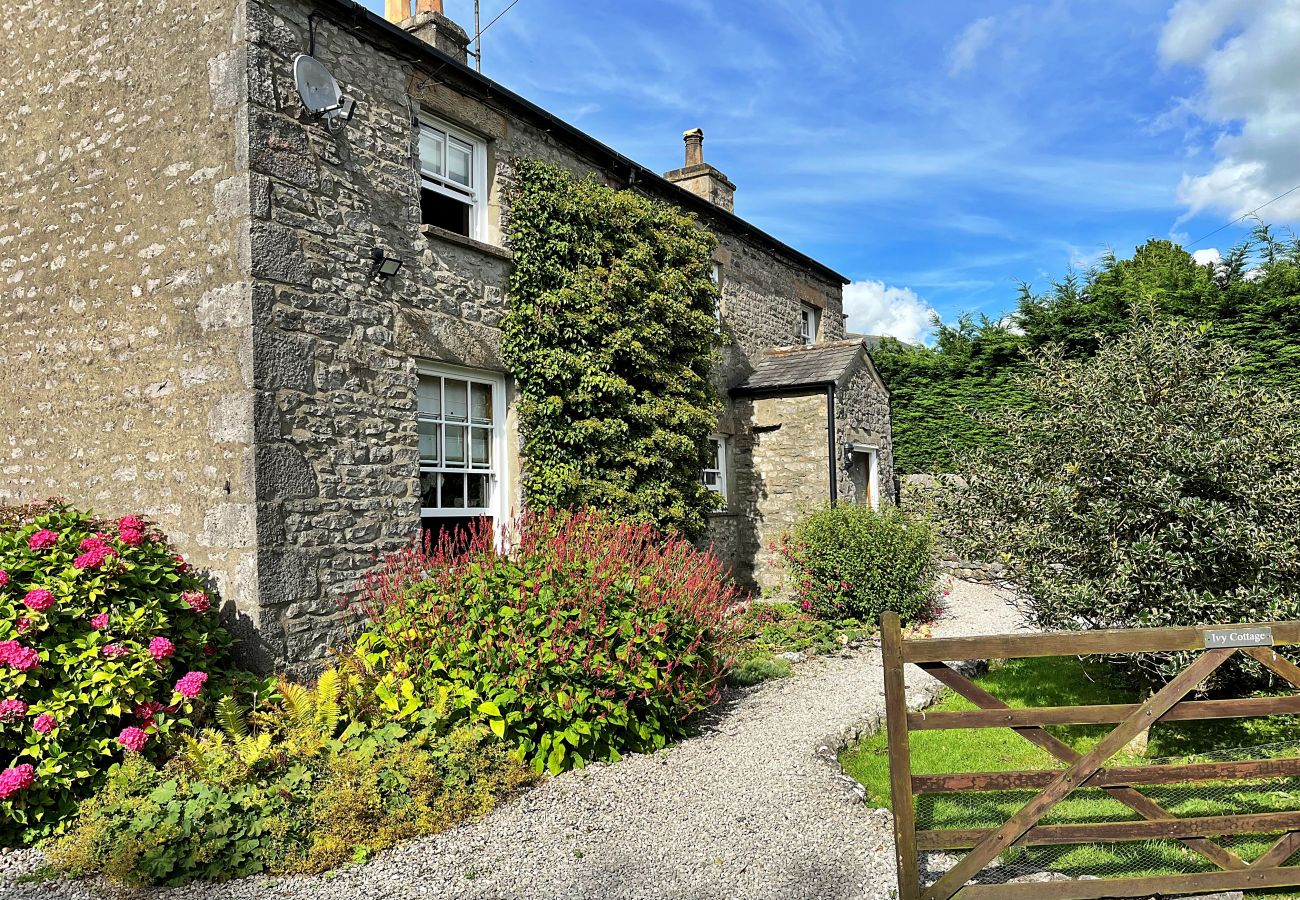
<box><xmin>134</xmin><ymin>700</ymin><xmax>165</xmax><ymax>724</ymax></box>
<box><xmin>22</xmin><ymin>589</ymin><xmax>55</xmax><ymax>612</ymax></box>
<box><xmin>27</xmin><ymin>529</ymin><xmax>58</xmax><ymax>551</ymax></box>
<box><xmin>173</xmin><ymin>553</ymin><xmax>189</xmax><ymax>572</ymax></box>
<box><xmin>15</xmin><ymin>618</ymin><xmax>32</xmax><ymax>634</ymax></box>
<box><xmin>182</xmin><ymin>590</ymin><xmax>211</xmax><ymax>614</ymax></box>
<box><xmin>118</xmin><ymin>515</ymin><xmax>145</xmax><ymax>532</ymax></box>
<box><xmin>0</xmin><ymin>699</ymin><xmax>28</xmax><ymax>721</ymax></box>
<box><xmin>119</xmin><ymin>528</ymin><xmax>144</xmax><ymax>547</ymax></box>
<box><xmin>74</xmin><ymin>547</ymin><xmax>110</xmax><ymax>570</ymax></box>
<box><xmin>32</xmin><ymin>714</ymin><xmax>55</xmax><ymax>735</ymax></box>
<box><xmin>79</xmin><ymin>535</ymin><xmax>108</xmax><ymax>552</ymax></box>
<box><xmin>116</xmin><ymin>726</ymin><xmax>149</xmax><ymax>753</ymax></box>
<box><xmin>0</xmin><ymin>570</ymin><xmax>8</xmax><ymax>587</ymax></box>
<box><xmin>90</xmin><ymin>612</ymin><xmax>109</xmax><ymax>630</ymax></box>
<box><xmin>175</xmin><ymin>671</ymin><xmax>208</xmax><ymax>699</ymax></box>
<box><xmin>102</xmin><ymin>644</ymin><xmax>130</xmax><ymax>659</ymax></box>
<box><xmin>0</xmin><ymin>642</ymin><xmax>39</xmax><ymax>672</ymax></box>
<box><xmin>0</xmin><ymin>764</ymin><xmax>35</xmax><ymax>799</ymax></box>
<box><xmin>148</xmin><ymin>637</ymin><xmax>175</xmax><ymax>661</ymax></box>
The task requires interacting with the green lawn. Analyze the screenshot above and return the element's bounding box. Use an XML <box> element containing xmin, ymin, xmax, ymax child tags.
<box><xmin>840</xmin><ymin>656</ymin><xmax>1300</xmax><ymax>894</ymax></box>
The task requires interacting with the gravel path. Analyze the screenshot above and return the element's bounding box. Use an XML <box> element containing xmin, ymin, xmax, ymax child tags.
<box><xmin>1</xmin><ymin>581</ymin><xmax>1024</xmax><ymax>900</ymax></box>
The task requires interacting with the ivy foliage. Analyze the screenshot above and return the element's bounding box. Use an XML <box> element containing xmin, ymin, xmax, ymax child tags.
<box><xmin>875</xmin><ymin>227</ymin><xmax>1300</xmax><ymax>473</ymax></box>
<box><xmin>502</xmin><ymin>160</ymin><xmax>722</xmax><ymax>537</ymax></box>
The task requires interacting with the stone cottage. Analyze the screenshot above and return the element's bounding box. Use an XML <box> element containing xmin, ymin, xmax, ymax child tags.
<box><xmin>0</xmin><ymin>0</ymin><xmax>894</xmax><ymax>668</ymax></box>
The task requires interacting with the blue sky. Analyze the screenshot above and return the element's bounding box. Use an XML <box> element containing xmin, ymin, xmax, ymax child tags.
<box><xmin>362</xmin><ymin>0</ymin><xmax>1300</xmax><ymax>342</ymax></box>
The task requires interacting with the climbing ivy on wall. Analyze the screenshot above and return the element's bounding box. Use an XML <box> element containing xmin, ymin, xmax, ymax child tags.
<box><xmin>501</xmin><ymin>159</ymin><xmax>723</xmax><ymax>538</ymax></box>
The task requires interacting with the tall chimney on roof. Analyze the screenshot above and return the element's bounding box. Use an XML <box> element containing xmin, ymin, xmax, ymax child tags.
<box><xmin>664</xmin><ymin>128</ymin><xmax>736</xmax><ymax>213</ymax></box>
<box><xmin>385</xmin><ymin>0</ymin><xmax>471</xmax><ymax>66</ymax></box>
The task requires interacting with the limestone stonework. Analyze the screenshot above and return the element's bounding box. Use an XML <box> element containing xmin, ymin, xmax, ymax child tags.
<box><xmin>4</xmin><ymin>0</ymin><xmax>894</xmax><ymax>668</ymax></box>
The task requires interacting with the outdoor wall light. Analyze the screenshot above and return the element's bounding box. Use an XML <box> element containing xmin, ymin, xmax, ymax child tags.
<box><xmin>370</xmin><ymin>247</ymin><xmax>404</xmax><ymax>280</ymax></box>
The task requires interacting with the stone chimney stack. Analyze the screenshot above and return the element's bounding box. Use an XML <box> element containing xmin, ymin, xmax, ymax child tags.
<box><xmin>384</xmin><ymin>0</ymin><xmax>471</xmax><ymax>66</ymax></box>
<box><xmin>664</xmin><ymin>128</ymin><xmax>736</xmax><ymax>213</ymax></box>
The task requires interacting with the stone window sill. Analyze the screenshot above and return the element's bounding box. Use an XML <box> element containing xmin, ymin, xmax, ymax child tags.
<box><xmin>707</xmin><ymin>510</ymin><xmax>739</xmax><ymax>518</ymax></box>
<box><xmin>420</xmin><ymin>224</ymin><xmax>514</xmax><ymax>262</ymax></box>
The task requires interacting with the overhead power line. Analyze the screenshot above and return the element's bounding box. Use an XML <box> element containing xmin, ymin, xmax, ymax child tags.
<box><xmin>470</xmin><ymin>0</ymin><xmax>525</xmax><ymax>71</ymax></box>
<box><xmin>1186</xmin><ymin>182</ymin><xmax>1300</xmax><ymax>249</ymax></box>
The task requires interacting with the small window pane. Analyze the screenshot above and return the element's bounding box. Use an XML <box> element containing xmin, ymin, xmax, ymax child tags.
<box><xmin>417</xmin><ymin>378</ymin><xmax>441</xmax><ymax>416</ymax></box>
<box><xmin>420</xmin><ymin>471</ymin><xmax>440</xmax><ymax>509</ymax></box>
<box><xmin>447</xmin><ymin>138</ymin><xmax>472</xmax><ymax>187</ymax></box>
<box><xmin>444</xmin><ymin>425</ymin><xmax>466</xmax><ymax>465</ymax></box>
<box><xmin>467</xmin><ymin>473</ymin><xmax>489</xmax><ymax>509</ymax></box>
<box><xmin>470</xmin><ymin>383</ymin><xmax>492</xmax><ymax>424</ymax></box>
<box><xmin>471</xmin><ymin>427</ymin><xmax>490</xmax><ymax>466</ymax></box>
<box><xmin>418</xmin><ymin>420</ymin><xmax>440</xmax><ymax>463</ymax></box>
<box><xmin>419</xmin><ymin>127</ymin><xmax>445</xmax><ymax>178</ymax></box>
<box><xmin>444</xmin><ymin>379</ymin><xmax>469</xmax><ymax>421</ymax></box>
<box><xmin>440</xmin><ymin>471</ymin><xmax>466</xmax><ymax>508</ymax></box>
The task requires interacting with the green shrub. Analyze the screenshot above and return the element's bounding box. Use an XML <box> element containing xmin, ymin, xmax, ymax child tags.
<box><xmin>939</xmin><ymin>319</ymin><xmax>1300</xmax><ymax>688</ymax></box>
<box><xmin>779</xmin><ymin>505</ymin><xmax>940</xmax><ymax>624</ymax></box>
<box><xmin>358</xmin><ymin>508</ymin><xmax>739</xmax><ymax>774</ymax></box>
<box><xmin>727</xmin><ymin>655</ymin><xmax>793</xmax><ymax>687</ymax></box>
<box><xmin>0</xmin><ymin>501</ymin><xmax>229</xmax><ymax>844</ymax></box>
<box><xmin>47</xmin><ymin>725</ymin><xmax>532</xmax><ymax>885</ymax></box>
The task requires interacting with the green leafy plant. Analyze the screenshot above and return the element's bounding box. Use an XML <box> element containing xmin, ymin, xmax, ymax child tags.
<box><xmin>358</xmin><ymin>508</ymin><xmax>739</xmax><ymax>774</ymax></box>
<box><xmin>779</xmin><ymin>505</ymin><xmax>941</xmax><ymax>625</ymax></box>
<box><xmin>0</xmin><ymin>501</ymin><xmax>229</xmax><ymax>844</ymax></box>
<box><xmin>47</xmin><ymin>724</ymin><xmax>533</xmax><ymax>885</ymax></box>
<box><xmin>938</xmin><ymin>318</ymin><xmax>1300</xmax><ymax>688</ymax></box>
<box><xmin>502</xmin><ymin>159</ymin><xmax>723</xmax><ymax>538</ymax></box>
<box><xmin>726</xmin><ymin>600</ymin><xmax>875</xmax><ymax>686</ymax></box>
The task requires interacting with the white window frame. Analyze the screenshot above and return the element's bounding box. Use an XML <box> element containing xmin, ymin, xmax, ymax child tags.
<box><xmin>799</xmin><ymin>303</ymin><xmax>821</xmax><ymax>345</ymax></box>
<box><xmin>852</xmin><ymin>444</ymin><xmax>880</xmax><ymax>511</ymax></box>
<box><xmin>702</xmin><ymin>435</ymin><xmax>729</xmax><ymax>508</ymax></box>
<box><xmin>416</xmin><ymin>362</ymin><xmax>507</xmax><ymax>527</ymax></box>
<box><xmin>418</xmin><ymin>115</ymin><xmax>489</xmax><ymax>241</ymax></box>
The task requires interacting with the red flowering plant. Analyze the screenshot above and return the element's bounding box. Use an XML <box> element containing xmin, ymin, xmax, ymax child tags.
<box><xmin>0</xmin><ymin>501</ymin><xmax>228</xmax><ymax>845</ymax></box>
<box><xmin>356</xmin><ymin>509</ymin><xmax>740</xmax><ymax>775</ymax></box>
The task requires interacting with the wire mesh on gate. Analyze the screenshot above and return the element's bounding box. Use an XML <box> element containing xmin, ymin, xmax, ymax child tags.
<box><xmin>918</xmin><ymin>739</ymin><xmax>1300</xmax><ymax>888</ymax></box>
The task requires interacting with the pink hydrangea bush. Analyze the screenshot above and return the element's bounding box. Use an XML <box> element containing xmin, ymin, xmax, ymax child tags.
<box><xmin>0</xmin><ymin>501</ymin><xmax>230</xmax><ymax>845</ymax></box>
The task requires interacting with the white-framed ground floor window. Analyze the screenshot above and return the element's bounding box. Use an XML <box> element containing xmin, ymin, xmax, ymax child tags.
<box><xmin>416</xmin><ymin>362</ymin><xmax>507</xmax><ymax>545</ymax></box>
<box><xmin>702</xmin><ymin>435</ymin><xmax>729</xmax><ymax>509</ymax></box>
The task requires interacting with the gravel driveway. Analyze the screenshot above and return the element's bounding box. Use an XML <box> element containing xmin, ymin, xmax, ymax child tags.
<box><xmin>0</xmin><ymin>581</ymin><xmax>1023</xmax><ymax>900</ymax></box>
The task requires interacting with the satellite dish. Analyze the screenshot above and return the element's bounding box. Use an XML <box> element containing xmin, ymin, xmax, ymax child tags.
<box><xmin>293</xmin><ymin>54</ymin><xmax>357</xmax><ymax>129</ymax></box>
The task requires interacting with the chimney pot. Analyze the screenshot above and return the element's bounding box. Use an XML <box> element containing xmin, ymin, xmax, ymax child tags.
<box><xmin>683</xmin><ymin>128</ymin><xmax>705</xmax><ymax>167</ymax></box>
<box><xmin>384</xmin><ymin>0</ymin><xmax>410</xmax><ymax>23</ymax></box>
<box><xmin>416</xmin><ymin>0</ymin><xmax>445</xmax><ymax>13</ymax></box>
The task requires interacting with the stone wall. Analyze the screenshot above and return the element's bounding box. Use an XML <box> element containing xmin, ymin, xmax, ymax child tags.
<box><xmin>834</xmin><ymin>357</ymin><xmax>895</xmax><ymax>507</ymax></box>
<box><xmin>0</xmin><ymin>1</ymin><xmax>259</xmax><ymax>630</ymax></box>
<box><xmin>738</xmin><ymin>391</ymin><xmax>831</xmax><ymax>595</ymax></box>
<box><xmin>898</xmin><ymin>474</ymin><xmax>1009</xmax><ymax>584</ymax></box>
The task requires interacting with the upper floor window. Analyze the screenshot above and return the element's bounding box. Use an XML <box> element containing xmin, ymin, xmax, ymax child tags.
<box><xmin>701</xmin><ymin>435</ymin><xmax>728</xmax><ymax>507</ymax></box>
<box><xmin>799</xmin><ymin>303</ymin><xmax>821</xmax><ymax>345</ymax></box>
<box><xmin>416</xmin><ymin>363</ymin><xmax>505</xmax><ymax>543</ymax></box>
<box><xmin>419</xmin><ymin>116</ymin><xmax>487</xmax><ymax>240</ymax></box>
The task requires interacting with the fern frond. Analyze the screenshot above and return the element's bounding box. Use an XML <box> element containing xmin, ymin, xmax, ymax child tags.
<box><xmin>278</xmin><ymin>678</ymin><xmax>316</xmax><ymax>730</ymax></box>
<box><xmin>314</xmin><ymin>668</ymin><xmax>341</xmax><ymax>736</ymax></box>
<box><xmin>215</xmin><ymin>696</ymin><xmax>249</xmax><ymax>741</ymax></box>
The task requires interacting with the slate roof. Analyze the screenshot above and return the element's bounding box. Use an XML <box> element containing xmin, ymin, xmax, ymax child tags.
<box><xmin>731</xmin><ymin>339</ymin><xmax>869</xmax><ymax>395</ymax></box>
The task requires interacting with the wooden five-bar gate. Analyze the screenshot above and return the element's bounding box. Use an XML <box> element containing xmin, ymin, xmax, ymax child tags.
<box><xmin>881</xmin><ymin>612</ymin><xmax>1300</xmax><ymax>900</ymax></box>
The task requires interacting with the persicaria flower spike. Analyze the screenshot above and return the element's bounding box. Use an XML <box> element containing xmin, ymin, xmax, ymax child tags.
<box><xmin>32</xmin><ymin>714</ymin><xmax>55</xmax><ymax>734</ymax></box>
<box><xmin>0</xmin><ymin>764</ymin><xmax>35</xmax><ymax>799</ymax></box>
<box><xmin>22</xmin><ymin>589</ymin><xmax>55</xmax><ymax>611</ymax></box>
<box><xmin>175</xmin><ymin>671</ymin><xmax>208</xmax><ymax>699</ymax></box>
<box><xmin>0</xmin><ymin>699</ymin><xmax>28</xmax><ymax>721</ymax></box>
<box><xmin>27</xmin><ymin>529</ymin><xmax>58</xmax><ymax>551</ymax></box>
<box><xmin>116</xmin><ymin>726</ymin><xmax>149</xmax><ymax>753</ymax></box>
<box><xmin>148</xmin><ymin>637</ymin><xmax>175</xmax><ymax>661</ymax></box>
<box><xmin>0</xmin><ymin>570</ymin><xmax>8</xmax><ymax>587</ymax></box>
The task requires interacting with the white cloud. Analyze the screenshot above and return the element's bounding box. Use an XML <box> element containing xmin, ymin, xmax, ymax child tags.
<box><xmin>1160</xmin><ymin>0</ymin><xmax>1300</xmax><ymax>222</ymax></box>
<box><xmin>843</xmin><ymin>280</ymin><xmax>938</xmax><ymax>345</ymax></box>
<box><xmin>948</xmin><ymin>16</ymin><xmax>997</xmax><ymax>76</ymax></box>
<box><xmin>1192</xmin><ymin>247</ymin><xmax>1222</xmax><ymax>265</ymax></box>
